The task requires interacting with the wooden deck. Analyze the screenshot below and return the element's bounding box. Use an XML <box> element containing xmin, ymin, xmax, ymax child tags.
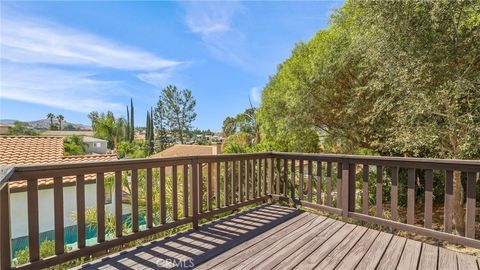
<box><xmin>80</xmin><ymin>204</ymin><xmax>479</xmax><ymax>270</ymax></box>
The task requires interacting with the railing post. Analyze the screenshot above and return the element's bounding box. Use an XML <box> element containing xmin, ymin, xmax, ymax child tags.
<box><xmin>268</xmin><ymin>157</ymin><xmax>274</xmax><ymax>195</ymax></box>
<box><xmin>341</xmin><ymin>160</ymin><xmax>355</xmax><ymax>222</ymax></box>
<box><xmin>0</xmin><ymin>184</ymin><xmax>11</xmax><ymax>270</ymax></box>
<box><xmin>191</xmin><ymin>160</ymin><xmax>199</xmax><ymax>229</ymax></box>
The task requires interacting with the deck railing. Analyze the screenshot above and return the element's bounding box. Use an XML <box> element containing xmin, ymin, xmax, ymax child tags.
<box><xmin>0</xmin><ymin>152</ymin><xmax>479</xmax><ymax>269</ymax></box>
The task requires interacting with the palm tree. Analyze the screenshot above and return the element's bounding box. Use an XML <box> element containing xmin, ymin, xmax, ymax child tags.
<box><xmin>46</xmin><ymin>113</ymin><xmax>55</xmax><ymax>130</ymax></box>
<box><xmin>57</xmin><ymin>114</ymin><xmax>64</xmax><ymax>130</ymax></box>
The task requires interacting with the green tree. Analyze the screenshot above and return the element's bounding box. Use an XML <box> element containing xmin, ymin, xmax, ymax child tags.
<box><xmin>7</xmin><ymin>121</ymin><xmax>38</xmax><ymax>136</ymax></box>
<box><xmin>57</xmin><ymin>114</ymin><xmax>64</xmax><ymax>131</ymax></box>
<box><xmin>46</xmin><ymin>113</ymin><xmax>56</xmax><ymax>130</ymax></box>
<box><xmin>156</xmin><ymin>85</ymin><xmax>197</xmax><ymax>144</ymax></box>
<box><xmin>64</xmin><ymin>135</ymin><xmax>87</xmax><ymax>156</ymax></box>
<box><xmin>153</xmin><ymin>99</ymin><xmax>169</xmax><ymax>151</ymax></box>
<box><xmin>88</xmin><ymin>111</ymin><xmax>126</xmax><ymax>150</ymax></box>
<box><xmin>258</xmin><ymin>0</ymin><xmax>480</xmax><ymax>235</ymax></box>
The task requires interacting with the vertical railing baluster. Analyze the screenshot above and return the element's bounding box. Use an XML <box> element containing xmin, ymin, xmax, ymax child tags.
<box><xmin>283</xmin><ymin>159</ymin><xmax>288</xmax><ymax>196</ymax></box>
<box><xmin>27</xmin><ymin>179</ymin><xmax>39</xmax><ymax>262</ymax></box>
<box><xmin>96</xmin><ymin>173</ymin><xmax>105</xmax><ymax>242</ymax></box>
<box><xmin>53</xmin><ymin>176</ymin><xmax>64</xmax><ymax>254</ymax></box>
<box><xmin>424</xmin><ymin>169</ymin><xmax>433</xmax><ymax>229</ymax></box>
<box><xmin>407</xmin><ymin>168</ymin><xmax>415</xmax><ymax>225</ymax></box>
<box><xmin>115</xmin><ymin>171</ymin><xmax>122</xmax><ymax>237</ymax></box>
<box><xmin>258</xmin><ymin>159</ymin><xmax>262</xmax><ymax>196</ymax></box>
<box><xmin>375</xmin><ymin>166</ymin><xmax>383</xmax><ymax>218</ymax></box>
<box><xmin>362</xmin><ymin>165</ymin><xmax>369</xmax><ymax>215</ymax></box>
<box><xmin>192</xmin><ymin>160</ymin><xmax>199</xmax><ymax>229</ymax></box>
<box><xmin>183</xmin><ymin>165</ymin><xmax>189</xmax><ymax>218</ymax></box>
<box><xmin>215</xmin><ymin>161</ymin><xmax>220</xmax><ymax>208</ymax></box>
<box><xmin>307</xmin><ymin>160</ymin><xmax>313</xmax><ymax>202</ymax></box>
<box><xmin>299</xmin><ymin>160</ymin><xmax>304</xmax><ymax>201</ymax></box>
<box><xmin>0</xmin><ymin>183</ymin><xmax>11</xmax><ymax>269</ymax></box>
<box><xmin>391</xmin><ymin>167</ymin><xmax>398</xmax><ymax>221</ymax></box>
<box><xmin>276</xmin><ymin>159</ymin><xmax>280</xmax><ymax>195</ymax></box>
<box><xmin>76</xmin><ymin>175</ymin><xmax>86</xmax><ymax>248</ymax></box>
<box><xmin>207</xmin><ymin>162</ymin><xmax>213</xmax><ymax>211</ymax></box>
<box><xmin>251</xmin><ymin>160</ymin><xmax>256</xmax><ymax>198</ymax></box>
<box><xmin>341</xmin><ymin>162</ymin><xmax>350</xmax><ymax>221</ymax></box>
<box><xmin>244</xmin><ymin>160</ymin><xmax>249</xmax><ymax>201</ymax></box>
<box><xmin>232</xmin><ymin>161</ymin><xmax>236</xmax><ymax>204</ymax></box>
<box><xmin>131</xmin><ymin>169</ymin><xmax>139</xmax><ymax>232</ymax></box>
<box><xmin>146</xmin><ymin>168</ymin><xmax>153</xmax><ymax>227</ymax></box>
<box><xmin>264</xmin><ymin>158</ymin><xmax>268</xmax><ymax>196</ymax></box>
<box><xmin>290</xmin><ymin>159</ymin><xmax>295</xmax><ymax>199</ymax></box>
<box><xmin>326</xmin><ymin>162</ymin><xmax>332</xmax><ymax>206</ymax></box>
<box><xmin>348</xmin><ymin>163</ymin><xmax>356</xmax><ymax>211</ymax></box>
<box><xmin>444</xmin><ymin>170</ymin><xmax>453</xmax><ymax>233</ymax></box>
<box><xmin>239</xmin><ymin>160</ymin><xmax>243</xmax><ymax>203</ymax></box>
<box><xmin>336</xmin><ymin>163</ymin><xmax>342</xmax><ymax>209</ymax></box>
<box><xmin>224</xmin><ymin>161</ymin><xmax>229</xmax><ymax>206</ymax></box>
<box><xmin>160</xmin><ymin>166</ymin><xmax>166</xmax><ymax>223</ymax></box>
<box><xmin>269</xmin><ymin>158</ymin><xmax>274</xmax><ymax>195</ymax></box>
<box><xmin>199</xmin><ymin>163</ymin><xmax>204</xmax><ymax>213</ymax></box>
<box><xmin>172</xmin><ymin>165</ymin><xmax>178</xmax><ymax>221</ymax></box>
<box><xmin>466</xmin><ymin>172</ymin><xmax>477</xmax><ymax>238</ymax></box>
<box><xmin>316</xmin><ymin>161</ymin><xmax>322</xmax><ymax>204</ymax></box>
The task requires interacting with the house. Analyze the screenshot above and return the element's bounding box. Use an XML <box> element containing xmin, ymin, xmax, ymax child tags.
<box><xmin>150</xmin><ymin>144</ymin><xmax>222</xmax><ymax>158</ymax></box>
<box><xmin>40</xmin><ymin>130</ymin><xmax>108</xmax><ymax>154</ymax></box>
<box><xmin>149</xmin><ymin>144</ymin><xmax>222</xmax><ymax>178</ymax></box>
<box><xmin>0</xmin><ymin>136</ymin><xmax>123</xmax><ymax>254</ymax></box>
<box><xmin>0</xmin><ymin>125</ymin><xmax>12</xmax><ymax>135</ymax></box>
<box><xmin>82</xmin><ymin>136</ymin><xmax>108</xmax><ymax>154</ymax></box>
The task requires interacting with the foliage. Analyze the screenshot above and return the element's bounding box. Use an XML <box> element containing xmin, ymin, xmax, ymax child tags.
<box><xmin>125</xmin><ymin>98</ymin><xmax>135</xmax><ymax>142</ymax></box>
<box><xmin>117</xmin><ymin>141</ymin><xmax>147</xmax><ymax>158</ymax></box>
<box><xmin>223</xmin><ymin>132</ymin><xmax>252</xmax><ymax>154</ymax></box>
<box><xmin>88</xmin><ymin>111</ymin><xmax>126</xmax><ymax>150</ymax></box>
<box><xmin>63</xmin><ymin>135</ymin><xmax>87</xmax><ymax>156</ymax></box>
<box><xmin>258</xmin><ymin>0</ymin><xmax>480</xmax><ymax>159</ymax></box>
<box><xmin>145</xmin><ymin>107</ymin><xmax>155</xmax><ymax>155</ymax></box>
<box><xmin>46</xmin><ymin>113</ymin><xmax>57</xmax><ymax>130</ymax></box>
<box><xmin>14</xmin><ymin>240</ymin><xmax>77</xmax><ymax>268</ymax></box>
<box><xmin>155</xmin><ymin>85</ymin><xmax>197</xmax><ymax>144</ymax></box>
<box><xmin>153</xmin><ymin>98</ymin><xmax>169</xmax><ymax>151</ymax></box>
<box><xmin>7</xmin><ymin>121</ymin><xmax>38</xmax><ymax>136</ymax></box>
<box><xmin>222</xmin><ymin>108</ymin><xmax>259</xmax><ymax>144</ymax></box>
<box><xmin>57</xmin><ymin>114</ymin><xmax>64</xmax><ymax>130</ymax></box>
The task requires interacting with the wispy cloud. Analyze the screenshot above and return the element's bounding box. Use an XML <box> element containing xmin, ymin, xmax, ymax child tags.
<box><xmin>0</xmin><ymin>15</ymin><xmax>181</xmax><ymax>71</ymax></box>
<box><xmin>137</xmin><ymin>72</ymin><xmax>173</xmax><ymax>88</ymax></box>
<box><xmin>250</xmin><ymin>87</ymin><xmax>261</xmax><ymax>104</ymax></box>
<box><xmin>0</xmin><ymin>63</ymin><xmax>125</xmax><ymax>113</ymax></box>
<box><xmin>181</xmin><ymin>2</ymin><xmax>252</xmax><ymax>69</ymax></box>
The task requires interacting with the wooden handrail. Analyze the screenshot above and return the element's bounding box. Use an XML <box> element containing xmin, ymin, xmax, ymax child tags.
<box><xmin>0</xmin><ymin>153</ymin><xmax>479</xmax><ymax>269</ymax></box>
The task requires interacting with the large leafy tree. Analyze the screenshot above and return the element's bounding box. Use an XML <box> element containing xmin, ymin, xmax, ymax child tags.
<box><xmin>88</xmin><ymin>111</ymin><xmax>126</xmax><ymax>149</ymax></box>
<box><xmin>258</xmin><ymin>0</ymin><xmax>480</xmax><ymax>235</ymax></box>
<box><xmin>155</xmin><ymin>85</ymin><xmax>197</xmax><ymax>144</ymax></box>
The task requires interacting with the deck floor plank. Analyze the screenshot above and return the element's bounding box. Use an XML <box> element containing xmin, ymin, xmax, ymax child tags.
<box><xmin>354</xmin><ymin>231</ymin><xmax>393</xmax><ymax>270</ymax></box>
<box><xmin>397</xmin><ymin>239</ymin><xmax>422</xmax><ymax>270</ymax></box>
<box><xmin>77</xmin><ymin>203</ymin><xmax>478</xmax><ymax>270</ymax></box>
<box><xmin>376</xmin><ymin>235</ymin><xmax>407</xmax><ymax>270</ymax></box>
<box><xmin>314</xmin><ymin>226</ymin><xmax>368</xmax><ymax>270</ymax></box>
<box><xmin>438</xmin><ymin>247</ymin><xmax>458</xmax><ymax>270</ymax></box>
<box><xmin>293</xmin><ymin>223</ymin><xmax>357</xmax><ymax>269</ymax></box>
<box><xmin>334</xmin><ymin>229</ymin><xmax>380</xmax><ymax>270</ymax></box>
<box><xmin>418</xmin><ymin>243</ymin><xmax>438</xmax><ymax>270</ymax></box>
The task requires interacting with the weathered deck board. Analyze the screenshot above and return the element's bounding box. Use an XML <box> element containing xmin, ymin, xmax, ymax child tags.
<box><xmin>79</xmin><ymin>203</ymin><xmax>479</xmax><ymax>270</ymax></box>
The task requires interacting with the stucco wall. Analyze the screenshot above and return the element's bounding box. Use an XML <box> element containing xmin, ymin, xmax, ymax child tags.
<box><xmin>10</xmin><ymin>183</ymin><xmax>131</xmax><ymax>239</ymax></box>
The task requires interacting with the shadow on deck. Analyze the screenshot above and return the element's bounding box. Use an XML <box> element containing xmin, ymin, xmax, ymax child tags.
<box><xmin>79</xmin><ymin>204</ymin><xmax>479</xmax><ymax>270</ymax></box>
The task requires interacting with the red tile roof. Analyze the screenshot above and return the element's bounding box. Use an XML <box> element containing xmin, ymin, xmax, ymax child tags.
<box><xmin>150</xmin><ymin>144</ymin><xmax>221</xmax><ymax>158</ymax></box>
<box><xmin>0</xmin><ymin>136</ymin><xmax>117</xmax><ymax>191</ymax></box>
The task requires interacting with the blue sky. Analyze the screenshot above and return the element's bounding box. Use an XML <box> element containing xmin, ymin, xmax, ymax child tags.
<box><xmin>0</xmin><ymin>1</ymin><xmax>343</xmax><ymax>131</ymax></box>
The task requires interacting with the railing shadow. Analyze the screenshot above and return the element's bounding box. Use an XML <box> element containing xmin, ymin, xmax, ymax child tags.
<box><xmin>80</xmin><ymin>204</ymin><xmax>303</xmax><ymax>269</ymax></box>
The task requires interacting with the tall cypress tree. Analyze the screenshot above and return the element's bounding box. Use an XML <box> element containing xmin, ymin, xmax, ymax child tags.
<box><xmin>130</xmin><ymin>98</ymin><xmax>135</xmax><ymax>142</ymax></box>
<box><xmin>125</xmin><ymin>106</ymin><xmax>130</xmax><ymax>142</ymax></box>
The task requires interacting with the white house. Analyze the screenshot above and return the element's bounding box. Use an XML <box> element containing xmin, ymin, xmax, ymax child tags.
<box><xmin>0</xmin><ymin>136</ymin><xmax>127</xmax><ymax>254</ymax></box>
<box><xmin>82</xmin><ymin>136</ymin><xmax>108</xmax><ymax>154</ymax></box>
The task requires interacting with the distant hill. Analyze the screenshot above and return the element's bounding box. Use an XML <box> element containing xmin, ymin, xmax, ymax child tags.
<box><xmin>0</xmin><ymin>119</ymin><xmax>91</xmax><ymax>130</ymax></box>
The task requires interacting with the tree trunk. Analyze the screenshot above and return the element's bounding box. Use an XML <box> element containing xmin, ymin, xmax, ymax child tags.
<box><xmin>452</xmin><ymin>170</ymin><xmax>465</xmax><ymax>236</ymax></box>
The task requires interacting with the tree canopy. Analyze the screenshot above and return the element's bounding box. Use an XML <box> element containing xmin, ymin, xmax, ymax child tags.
<box><xmin>258</xmin><ymin>0</ymin><xmax>480</xmax><ymax>159</ymax></box>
